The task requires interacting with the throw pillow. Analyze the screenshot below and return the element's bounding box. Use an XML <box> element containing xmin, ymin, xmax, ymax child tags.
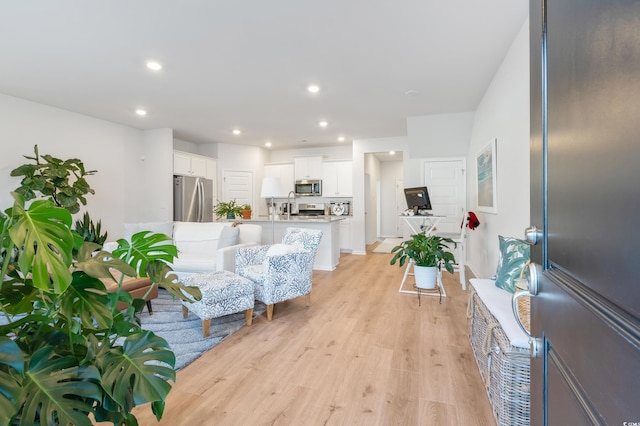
<box><xmin>266</xmin><ymin>243</ymin><xmax>297</xmax><ymax>257</ymax></box>
<box><xmin>494</xmin><ymin>235</ymin><xmax>530</xmax><ymax>293</ymax></box>
<box><xmin>218</xmin><ymin>226</ymin><xmax>240</xmax><ymax>249</ymax></box>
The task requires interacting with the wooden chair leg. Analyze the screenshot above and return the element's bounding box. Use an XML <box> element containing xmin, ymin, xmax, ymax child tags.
<box><xmin>182</xmin><ymin>305</ymin><xmax>189</xmax><ymax>319</ymax></box>
<box><xmin>146</xmin><ymin>300</ymin><xmax>153</xmax><ymax>315</ymax></box>
<box><xmin>245</xmin><ymin>308</ymin><xmax>253</xmax><ymax>326</ymax></box>
<box><xmin>266</xmin><ymin>304</ymin><xmax>274</xmax><ymax>321</ymax></box>
<box><xmin>306</xmin><ymin>293</ymin><xmax>311</xmax><ymax>307</ymax></box>
<box><xmin>202</xmin><ymin>319</ymin><xmax>211</xmax><ymax>338</ymax></box>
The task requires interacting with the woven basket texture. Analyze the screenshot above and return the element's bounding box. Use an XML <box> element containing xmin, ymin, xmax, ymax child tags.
<box><xmin>468</xmin><ymin>286</ymin><xmax>531</xmax><ymax>426</ymax></box>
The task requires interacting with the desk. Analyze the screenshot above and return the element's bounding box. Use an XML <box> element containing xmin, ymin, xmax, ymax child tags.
<box><xmin>401</xmin><ymin>214</ymin><xmax>445</xmax><ymax>236</ymax></box>
<box><xmin>398</xmin><ymin>215</ymin><xmax>447</xmax><ymax>299</ymax></box>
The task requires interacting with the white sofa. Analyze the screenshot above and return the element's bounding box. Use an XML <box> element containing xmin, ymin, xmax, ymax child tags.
<box><xmin>110</xmin><ymin>221</ymin><xmax>263</xmax><ymax>278</ymax></box>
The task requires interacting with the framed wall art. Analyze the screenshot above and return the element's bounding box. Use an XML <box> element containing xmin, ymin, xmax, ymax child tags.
<box><xmin>476</xmin><ymin>138</ymin><xmax>497</xmax><ymax>213</ymax></box>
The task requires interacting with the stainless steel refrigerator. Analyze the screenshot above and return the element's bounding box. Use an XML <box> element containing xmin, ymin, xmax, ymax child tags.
<box><xmin>173</xmin><ymin>175</ymin><xmax>213</xmax><ymax>222</ymax></box>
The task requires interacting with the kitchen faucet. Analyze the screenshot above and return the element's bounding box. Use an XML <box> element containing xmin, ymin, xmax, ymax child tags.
<box><xmin>287</xmin><ymin>190</ymin><xmax>296</xmax><ymax>220</ymax></box>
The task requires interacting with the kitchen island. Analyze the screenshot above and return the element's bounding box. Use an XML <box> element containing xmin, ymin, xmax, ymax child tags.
<box><xmin>241</xmin><ymin>215</ymin><xmax>345</xmax><ymax>271</ymax></box>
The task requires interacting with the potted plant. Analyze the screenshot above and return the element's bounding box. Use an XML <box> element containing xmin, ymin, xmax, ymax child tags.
<box><xmin>213</xmin><ymin>199</ymin><xmax>243</xmax><ymax>220</ymax></box>
<box><xmin>240</xmin><ymin>204</ymin><xmax>252</xmax><ymax>219</ymax></box>
<box><xmin>0</xmin><ymin>147</ymin><xmax>201</xmax><ymax>425</ymax></box>
<box><xmin>390</xmin><ymin>234</ymin><xmax>457</xmax><ymax>289</ymax></box>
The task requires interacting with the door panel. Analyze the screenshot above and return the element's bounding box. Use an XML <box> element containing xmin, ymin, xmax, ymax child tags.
<box><xmin>531</xmin><ymin>0</ymin><xmax>640</xmax><ymax>424</ymax></box>
<box><xmin>423</xmin><ymin>159</ymin><xmax>465</xmax><ymax>233</ymax></box>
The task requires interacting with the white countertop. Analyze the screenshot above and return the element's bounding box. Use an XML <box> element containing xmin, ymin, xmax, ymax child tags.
<box><xmin>246</xmin><ymin>215</ymin><xmax>347</xmax><ymax>223</ymax></box>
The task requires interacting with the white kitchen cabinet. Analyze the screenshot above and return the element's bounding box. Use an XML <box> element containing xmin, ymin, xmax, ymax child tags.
<box><xmin>294</xmin><ymin>156</ymin><xmax>322</xmax><ymax>180</ymax></box>
<box><xmin>264</xmin><ymin>163</ymin><xmax>294</xmax><ymax>197</ymax></box>
<box><xmin>322</xmin><ymin>160</ymin><xmax>352</xmax><ymax>197</ymax></box>
<box><xmin>173</xmin><ymin>151</ymin><xmax>207</xmax><ymax>177</ymax></box>
<box><xmin>205</xmin><ymin>158</ymin><xmax>217</xmax><ymax>204</ymax></box>
<box><xmin>339</xmin><ymin>217</ymin><xmax>352</xmax><ymax>252</ymax></box>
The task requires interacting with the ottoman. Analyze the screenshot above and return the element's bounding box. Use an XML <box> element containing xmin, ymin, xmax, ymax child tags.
<box><xmin>180</xmin><ymin>270</ymin><xmax>255</xmax><ymax>338</ymax></box>
<box><xmin>100</xmin><ymin>272</ymin><xmax>158</xmax><ymax>314</ymax></box>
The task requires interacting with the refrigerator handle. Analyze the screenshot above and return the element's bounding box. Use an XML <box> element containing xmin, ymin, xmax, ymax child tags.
<box><xmin>197</xmin><ymin>180</ymin><xmax>203</xmax><ymax>222</ymax></box>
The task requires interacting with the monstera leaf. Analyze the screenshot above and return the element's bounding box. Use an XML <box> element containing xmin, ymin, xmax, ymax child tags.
<box><xmin>100</xmin><ymin>331</ymin><xmax>175</xmax><ymax>415</ymax></box>
<box><xmin>58</xmin><ymin>271</ymin><xmax>114</xmax><ymax>331</ymax></box>
<box><xmin>112</xmin><ymin>231</ymin><xmax>177</xmax><ymax>277</ymax></box>
<box><xmin>18</xmin><ymin>347</ymin><xmax>101</xmax><ymax>426</ymax></box>
<box><xmin>146</xmin><ymin>260</ymin><xmax>201</xmax><ymax>302</ymax></box>
<box><xmin>0</xmin><ymin>337</ymin><xmax>23</xmax><ymax>425</ymax></box>
<box><xmin>7</xmin><ymin>194</ymin><xmax>74</xmax><ymax>293</ymax></box>
<box><xmin>74</xmin><ymin>242</ymin><xmax>137</xmax><ymax>280</ymax></box>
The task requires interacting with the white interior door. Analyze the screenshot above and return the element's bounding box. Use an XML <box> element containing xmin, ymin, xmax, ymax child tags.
<box><xmin>424</xmin><ymin>159</ymin><xmax>466</xmax><ymax>233</ymax></box>
<box><xmin>222</xmin><ymin>170</ymin><xmax>254</xmax><ymax>208</ymax></box>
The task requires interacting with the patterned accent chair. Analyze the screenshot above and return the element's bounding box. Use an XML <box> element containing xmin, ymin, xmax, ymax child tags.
<box><xmin>235</xmin><ymin>227</ymin><xmax>323</xmax><ymax>321</ymax></box>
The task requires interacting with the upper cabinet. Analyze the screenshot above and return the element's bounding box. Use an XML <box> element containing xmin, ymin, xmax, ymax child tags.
<box><xmin>173</xmin><ymin>151</ymin><xmax>208</xmax><ymax>177</ymax></box>
<box><xmin>322</xmin><ymin>160</ymin><xmax>353</xmax><ymax>197</ymax></box>
<box><xmin>294</xmin><ymin>156</ymin><xmax>323</xmax><ymax>180</ymax></box>
<box><xmin>264</xmin><ymin>163</ymin><xmax>294</xmax><ymax>197</ymax></box>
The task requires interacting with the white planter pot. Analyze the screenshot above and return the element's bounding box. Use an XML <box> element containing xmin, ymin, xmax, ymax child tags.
<box><xmin>414</xmin><ymin>265</ymin><xmax>437</xmax><ymax>289</ymax></box>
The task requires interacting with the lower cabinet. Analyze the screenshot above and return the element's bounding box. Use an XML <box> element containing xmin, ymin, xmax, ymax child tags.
<box><xmin>339</xmin><ymin>218</ymin><xmax>352</xmax><ymax>252</ymax></box>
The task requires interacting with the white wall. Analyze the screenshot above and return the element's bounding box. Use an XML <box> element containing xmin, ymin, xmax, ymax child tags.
<box><xmin>0</xmin><ymin>93</ymin><xmax>171</xmax><ymax>239</ymax></box>
<box><xmin>407</xmin><ymin>112</ymin><xmax>475</xmax><ymax>157</ymax></box>
<box><xmin>466</xmin><ymin>18</ymin><xmax>530</xmax><ymax>279</ymax></box>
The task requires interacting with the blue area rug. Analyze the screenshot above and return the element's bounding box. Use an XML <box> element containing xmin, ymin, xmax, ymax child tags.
<box><xmin>139</xmin><ymin>289</ymin><xmax>264</xmax><ymax>370</ymax></box>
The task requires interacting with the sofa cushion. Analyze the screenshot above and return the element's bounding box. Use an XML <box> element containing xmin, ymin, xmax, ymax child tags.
<box><xmin>218</xmin><ymin>226</ymin><xmax>240</xmax><ymax>248</ymax></box>
<box><xmin>494</xmin><ymin>235</ymin><xmax>530</xmax><ymax>293</ymax></box>
<box><xmin>173</xmin><ymin>222</ymin><xmax>226</xmax><ymax>255</ymax></box>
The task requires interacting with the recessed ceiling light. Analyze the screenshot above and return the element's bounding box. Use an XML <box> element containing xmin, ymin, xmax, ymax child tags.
<box><xmin>307</xmin><ymin>84</ymin><xmax>320</xmax><ymax>93</ymax></box>
<box><xmin>265</xmin><ymin>141</ymin><xmax>272</xmax><ymax>147</ymax></box>
<box><xmin>319</xmin><ymin>121</ymin><xmax>328</xmax><ymax>128</ymax></box>
<box><xmin>404</xmin><ymin>89</ymin><xmax>418</xmax><ymax>97</ymax></box>
<box><xmin>389</xmin><ymin>151</ymin><xmax>396</xmax><ymax>155</ymax></box>
<box><xmin>338</xmin><ymin>136</ymin><xmax>345</xmax><ymax>142</ymax></box>
<box><xmin>135</xmin><ymin>109</ymin><xmax>147</xmax><ymax>116</ymax></box>
<box><xmin>232</xmin><ymin>129</ymin><xmax>241</xmax><ymax>135</ymax></box>
<box><xmin>146</xmin><ymin>61</ymin><xmax>162</xmax><ymax>71</ymax></box>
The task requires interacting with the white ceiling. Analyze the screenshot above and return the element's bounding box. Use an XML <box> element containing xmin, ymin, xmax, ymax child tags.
<box><xmin>0</xmin><ymin>1</ymin><xmax>528</xmax><ymax>150</ymax></box>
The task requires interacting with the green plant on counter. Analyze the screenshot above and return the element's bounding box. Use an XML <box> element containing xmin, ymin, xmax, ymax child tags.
<box><xmin>213</xmin><ymin>199</ymin><xmax>243</xmax><ymax>219</ymax></box>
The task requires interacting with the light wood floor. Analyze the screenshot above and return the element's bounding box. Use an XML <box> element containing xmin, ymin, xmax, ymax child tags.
<box><xmin>132</xmin><ymin>244</ymin><xmax>496</xmax><ymax>425</ymax></box>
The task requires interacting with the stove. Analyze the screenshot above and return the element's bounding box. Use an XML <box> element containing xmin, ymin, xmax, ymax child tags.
<box><xmin>296</xmin><ymin>203</ymin><xmax>326</xmax><ymax>216</ymax></box>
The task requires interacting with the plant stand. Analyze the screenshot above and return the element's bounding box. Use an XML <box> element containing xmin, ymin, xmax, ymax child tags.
<box><xmin>399</xmin><ymin>259</ymin><xmax>447</xmax><ymax>304</ymax></box>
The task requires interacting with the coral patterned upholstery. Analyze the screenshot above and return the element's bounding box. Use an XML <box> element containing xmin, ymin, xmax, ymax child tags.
<box><xmin>235</xmin><ymin>227</ymin><xmax>323</xmax><ymax>320</ymax></box>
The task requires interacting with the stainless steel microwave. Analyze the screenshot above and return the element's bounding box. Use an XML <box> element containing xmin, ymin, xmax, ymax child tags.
<box><xmin>294</xmin><ymin>179</ymin><xmax>322</xmax><ymax>196</ymax></box>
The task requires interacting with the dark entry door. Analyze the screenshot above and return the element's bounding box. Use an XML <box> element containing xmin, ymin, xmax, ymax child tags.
<box><xmin>530</xmin><ymin>0</ymin><xmax>640</xmax><ymax>424</ymax></box>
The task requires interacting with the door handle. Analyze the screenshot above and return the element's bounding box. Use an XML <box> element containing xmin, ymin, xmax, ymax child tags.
<box><xmin>524</xmin><ymin>225</ymin><xmax>543</xmax><ymax>245</ymax></box>
<box><xmin>512</xmin><ymin>261</ymin><xmax>543</xmax><ymax>358</ymax></box>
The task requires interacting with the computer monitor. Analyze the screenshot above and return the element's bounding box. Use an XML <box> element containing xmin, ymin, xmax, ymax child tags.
<box><xmin>404</xmin><ymin>186</ymin><xmax>432</xmax><ymax>214</ymax></box>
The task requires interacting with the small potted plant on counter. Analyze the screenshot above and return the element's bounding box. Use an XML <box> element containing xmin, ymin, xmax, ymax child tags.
<box><xmin>390</xmin><ymin>234</ymin><xmax>456</xmax><ymax>289</ymax></box>
<box><xmin>213</xmin><ymin>199</ymin><xmax>243</xmax><ymax>220</ymax></box>
<box><xmin>240</xmin><ymin>204</ymin><xmax>252</xmax><ymax>219</ymax></box>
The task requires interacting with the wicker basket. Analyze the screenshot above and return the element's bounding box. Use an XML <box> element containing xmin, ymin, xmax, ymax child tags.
<box><xmin>468</xmin><ymin>284</ymin><xmax>531</xmax><ymax>426</ymax></box>
<box><xmin>514</xmin><ymin>261</ymin><xmax>531</xmax><ymax>334</ymax></box>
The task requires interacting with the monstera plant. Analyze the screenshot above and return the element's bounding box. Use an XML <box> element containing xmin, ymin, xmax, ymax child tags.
<box><xmin>0</xmin><ymin>154</ymin><xmax>200</xmax><ymax>424</ymax></box>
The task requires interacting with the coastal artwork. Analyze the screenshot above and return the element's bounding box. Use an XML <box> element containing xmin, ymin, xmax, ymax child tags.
<box><xmin>476</xmin><ymin>139</ymin><xmax>497</xmax><ymax>213</ymax></box>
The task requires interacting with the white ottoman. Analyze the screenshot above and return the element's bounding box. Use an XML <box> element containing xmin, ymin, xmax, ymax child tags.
<box><xmin>180</xmin><ymin>270</ymin><xmax>255</xmax><ymax>337</ymax></box>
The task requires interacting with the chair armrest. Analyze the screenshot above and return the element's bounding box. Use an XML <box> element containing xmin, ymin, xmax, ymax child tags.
<box><xmin>217</xmin><ymin>242</ymin><xmax>259</xmax><ymax>272</ymax></box>
<box><xmin>235</xmin><ymin>245</ymin><xmax>271</xmax><ymax>270</ymax></box>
